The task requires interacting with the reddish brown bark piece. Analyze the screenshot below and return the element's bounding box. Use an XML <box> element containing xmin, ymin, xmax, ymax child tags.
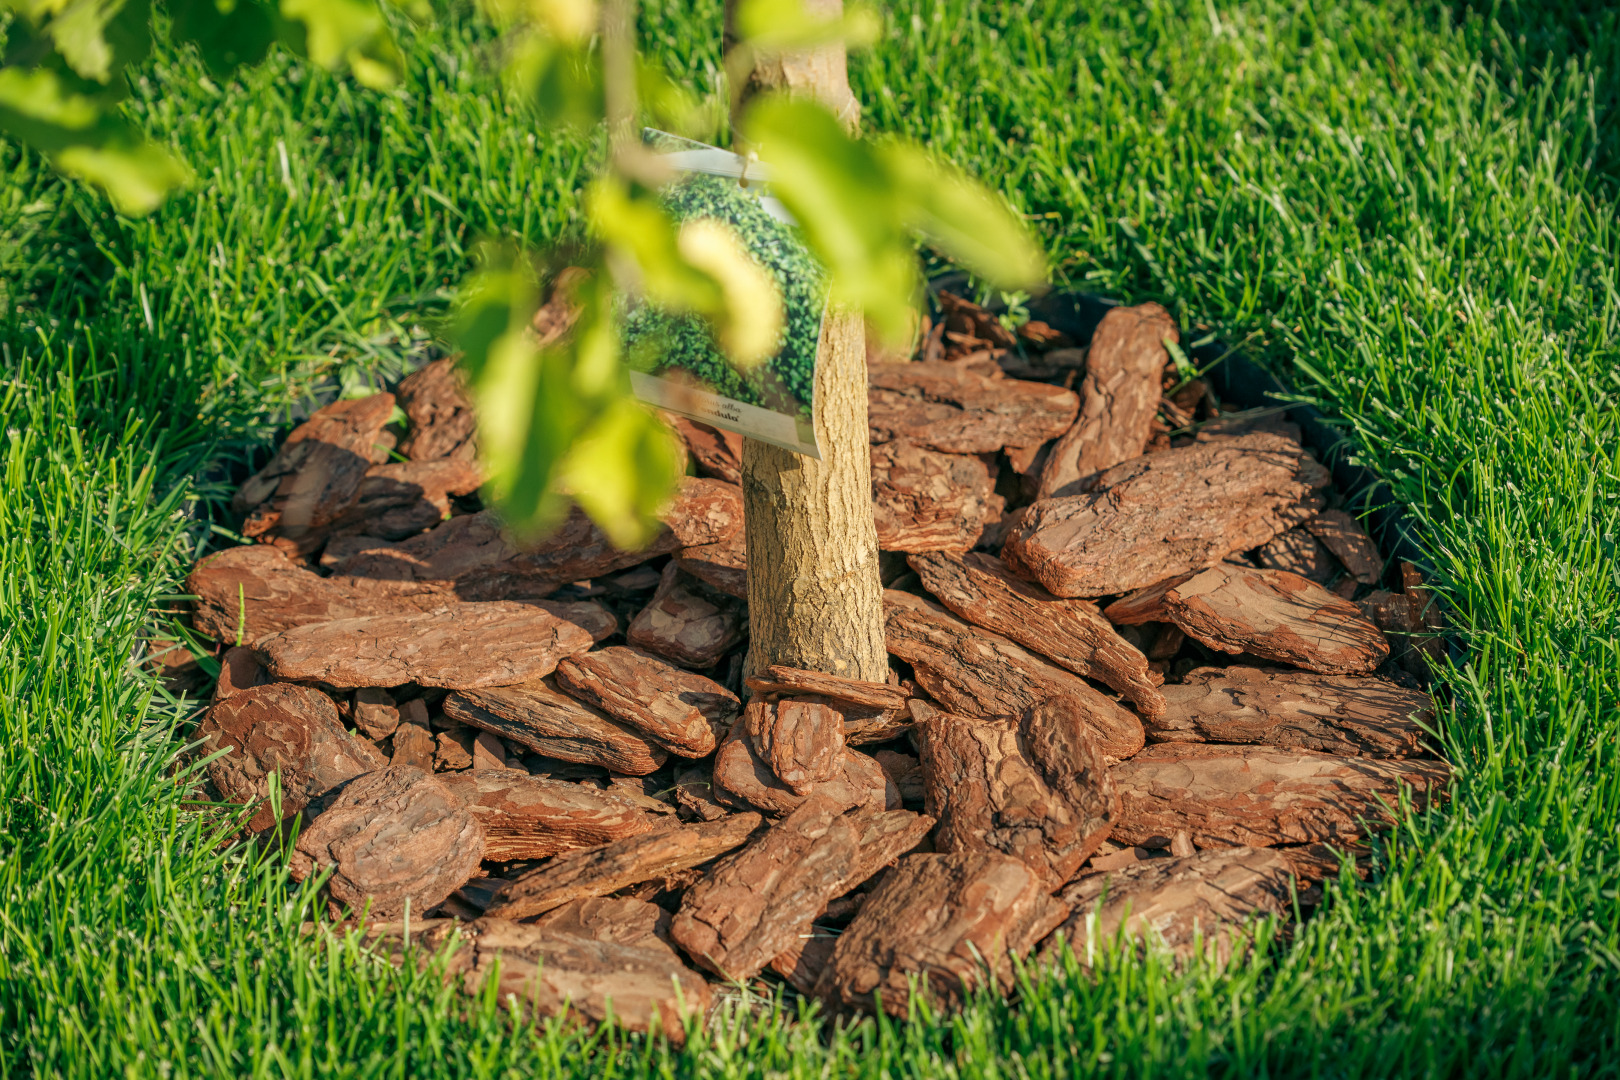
<box><xmin>445</xmin><ymin>679</ymin><xmax>667</xmax><ymax>776</ymax></box>
<box><xmin>626</xmin><ymin>564</ymin><xmax>744</xmax><ymax>668</ymax></box>
<box><xmin>353</xmin><ymin>687</ymin><xmax>400</xmax><ymax>740</ymax></box>
<box><xmin>232</xmin><ymin>394</ymin><xmax>397</xmax><ymax>554</ymax></box>
<box><xmin>744</xmin><ymin>698</ymin><xmax>846</xmax><ymax>794</ymax></box>
<box><xmin>1150</xmin><ymin>666</ymin><xmax>1432</xmax><ymax>757</ymax></box>
<box><xmin>437</xmin><ymin>770</ymin><xmax>655</xmax><ymax>861</ymax></box>
<box><xmin>675</xmin><ymin>528</ymin><xmax>747</xmax><ymax>599</ymax></box>
<box><xmin>255</xmin><ymin>601</ymin><xmax>594</xmax><ymax>690</ymax></box>
<box><xmin>742</xmin><ymin>666</ymin><xmax>913</xmax><ymax>747</ymax></box>
<box><xmin>197</xmin><ymin>683</ymin><xmax>386</xmax><ymax>833</ymax></box>
<box><xmin>1256</xmin><ymin>528</ymin><xmax>1339</xmax><ymax>584</ymax></box>
<box><xmin>873</xmin><ymin>750</ymin><xmax>925</xmax><ymax>803</ymax></box>
<box><xmin>1038</xmin><ymin>303</ymin><xmax>1177</xmax><ymax>499</ymax></box>
<box><xmin>671</xmin><ymin>793</ymin><xmax>862</xmax><ymax>981</ymax></box>
<box><xmin>672</xmin><ymin>762</ymin><xmax>729</xmax><ymax>822</ymax></box>
<box><xmin>870</xmin><ymin>442</ymin><xmax>1004</xmax><ymax>553</ymax></box>
<box><xmin>289</xmin><ymin>765</ymin><xmax>483</xmax><ymax>919</ymax></box>
<box><xmin>484</xmin><ymin>812</ymin><xmax>764</xmax><ymax>919</ymax></box>
<box><xmin>770</xmin><ymin>933</ymin><xmax>837</xmax><ymax>995</ymax></box>
<box><xmin>407</xmin><ymin>915</ymin><xmax>709</xmax><ymax>1042</ymax></box>
<box><xmin>471</xmin><ymin>731</ymin><xmax>507</xmax><ymax>770</ymax></box>
<box><xmin>1003</xmin><ymin>433</ymin><xmax>1330</xmax><ymax>598</ymax></box>
<box><xmin>883</xmin><ymin>591</ymin><xmax>1145</xmax><ymax>761</ymax></box>
<box><xmin>396</xmin><ymin>358</ymin><xmax>478</xmax><ymax>462</ymax></box>
<box><xmin>212</xmin><ymin>646</ymin><xmax>268</xmax><ymax>703</ymax></box>
<box><xmin>391</xmin><ymin>699</ymin><xmax>435</xmax><ymax>770</ymax></box>
<box><xmin>745</xmin><ymin>665</ymin><xmax>909</xmax><ymax>711</ymax></box>
<box><xmin>334</xmin><ymin>458</ymin><xmax>484</xmax><ymax>542</ymax></box>
<box><xmin>533</xmin><ymin>599</ymin><xmax>618</xmax><ymax>643</ymax></box>
<box><xmin>867</xmin><ymin>361</ymin><xmax>1078</xmax><ymax>454</ymax></box>
<box><xmin>1099</xmin><ymin>574</ymin><xmax>1193</xmax><ymax>626</ymax></box>
<box><xmin>1045</xmin><ymin>847</ymin><xmax>1295</xmax><ymax>966</ymax></box>
<box><xmin>325</xmin><ymin>477</ymin><xmax>743</xmax><ymax>600</ymax></box>
<box><xmin>669</xmin><ymin>416</ymin><xmax>744</xmax><ymax>486</ymax></box>
<box><xmin>1109</xmin><ymin>743</ymin><xmax>1449</xmax><ymax>849</ymax></box>
<box><xmin>187</xmin><ymin>544</ymin><xmax>450</xmax><ymax>643</ymax></box>
<box><xmin>1307</xmin><ymin>509</ymin><xmax>1385</xmax><ymax>585</ymax></box>
<box><xmin>447</xmin><ymin>919</ymin><xmax>706</xmax><ymax>1042</ymax></box>
<box><xmin>529</xmin><ymin>896</ymin><xmax>672</xmax><ymax>948</ymax></box>
<box><xmin>552</xmin><ymin>646</ymin><xmax>735</xmax><ymax>757</ymax></box>
<box><xmin>938</xmin><ymin>290</ymin><xmax>1017</xmax><ymax>353</ymax></box>
<box><xmin>712</xmin><ymin>718</ymin><xmax>895</xmax><ymax>816</ymax></box>
<box><xmin>435</xmin><ymin>728</ymin><xmax>475</xmax><ymax>770</ymax></box>
<box><xmin>759</xmin><ymin>808</ymin><xmax>936</xmax><ymax>992</ymax></box>
<box><xmin>916</xmin><ymin>705</ymin><xmax>1117</xmax><ymax>889</ymax></box>
<box><xmin>908</xmin><ymin>551</ymin><xmax>1165</xmax><ymax>720</ymax></box>
<box><xmin>815</xmin><ymin>852</ymin><xmax>1067</xmax><ymax>1017</ymax></box>
<box><xmin>1163</xmin><ymin>565</ymin><xmax>1389</xmax><ymax>674</ymax></box>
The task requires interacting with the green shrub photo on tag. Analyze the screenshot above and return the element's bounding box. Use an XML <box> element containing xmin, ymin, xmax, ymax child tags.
<box><xmin>622</xmin><ymin>131</ymin><xmax>827</xmax><ymax>458</ymax></box>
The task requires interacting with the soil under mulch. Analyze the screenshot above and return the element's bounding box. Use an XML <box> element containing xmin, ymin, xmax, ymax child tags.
<box><xmin>165</xmin><ymin>285</ymin><xmax>1451</xmax><ymax>1038</ymax></box>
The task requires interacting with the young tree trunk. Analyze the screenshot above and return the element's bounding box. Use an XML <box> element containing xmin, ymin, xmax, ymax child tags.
<box><xmin>728</xmin><ymin>0</ymin><xmax>887</xmax><ymax>681</ymax></box>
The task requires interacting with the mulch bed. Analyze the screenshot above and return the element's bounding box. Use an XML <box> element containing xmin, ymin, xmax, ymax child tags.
<box><xmin>171</xmin><ymin>286</ymin><xmax>1450</xmax><ymax>1038</ymax></box>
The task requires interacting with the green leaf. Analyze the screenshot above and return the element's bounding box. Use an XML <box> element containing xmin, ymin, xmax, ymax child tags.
<box><xmin>278</xmin><ymin>0</ymin><xmax>403</xmax><ymax>89</ymax></box>
<box><xmin>503</xmin><ymin>31</ymin><xmax>602</xmax><ymax>128</ymax></box>
<box><xmin>0</xmin><ymin>66</ymin><xmax>190</xmax><ymax>214</ymax></box>
<box><xmin>559</xmin><ymin>395</ymin><xmax>683</xmax><ymax>550</ymax></box>
<box><xmin>168</xmin><ymin>0</ymin><xmax>277</xmax><ymax>74</ymax></box>
<box><xmin>744</xmin><ymin>95</ymin><xmax>919</xmax><ymax>338</ymax></box>
<box><xmin>882</xmin><ymin>143</ymin><xmax>1047</xmax><ymax>290</ymax></box>
<box><xmin>732</xmin><ymin>0</ymin><xmax>879</xmax><ymax>54</ymax></box>
<box><xmin>453</xmin><ymin>252</ymin><xmax>679</xmax><ymax>547</ymax></box>
<box><xmin>745</xmin><ymin>94</ymin><xmax>1045</xmax><ymax>339</ymax></box>
<box><xmin>46</xmin><ymin>0</ymin><xmax>151</xmax><ymax>82</ymax></box>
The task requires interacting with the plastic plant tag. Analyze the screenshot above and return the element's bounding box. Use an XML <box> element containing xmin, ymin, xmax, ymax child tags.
<box><xmin>624</xmin><ymin>130</ymin><xmax>826</xmax><ymax>459</ymax></box>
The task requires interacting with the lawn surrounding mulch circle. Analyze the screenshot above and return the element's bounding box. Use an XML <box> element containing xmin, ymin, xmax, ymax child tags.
<box><xmin>1</xmin><ymin>0</ymin><xmax>1617</xmax><ymax>1075</ymax></box>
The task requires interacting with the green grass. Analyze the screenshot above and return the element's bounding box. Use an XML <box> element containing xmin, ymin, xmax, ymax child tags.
<box><xmin>4</xmin><ymin>0</ymin><xmax>1620</xmax><ymax>1075</ymax></box>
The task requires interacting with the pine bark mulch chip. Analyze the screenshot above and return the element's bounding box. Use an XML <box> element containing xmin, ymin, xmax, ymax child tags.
<box><xmin>324</xmin><ymin>477</ymin><xmax>743</xmax><ymax>600</ymax></box>
<box><xmin>334</xmin><ymin>458</ymin><xmax>484</xmax><ymax>541</ymax></box>
<box><xmin>1038</xmin><ymin>303</ymin><xmax>1177</xmax><ymax>499</ymax></box>
<box><xmin>627</xmin><ymin>564</ymin><xmax>745</xmax><ymax>669</ymax></box>
<box><xmin>197</xmin><ymin>682</ymin><xmax>387</xmax><ymax>833</ymax></box>
<box><xmin>744</xmin><ymin>698</ymin><xmax>846</xmax><ymax>794</ymax></box>
<box><xmin>744</xmin><ymin>665</ymin><xmax>912</xmax><ymax>746</ymax></box>
<box><xmin>1255</xmin><ymin>528</ymin><xmax>1339</xmax><ymax>584</ymax></box>
<box><xmin>529</xmin><ymin>896</ymin><xmax>674</xmax><ymax>948</ymax></box>
<box><xmin>883</xmin><ymin>590</ymin><xmax>1146</xmax><ymax>761</ymax></box>
<box><xmin>1306</xmin><ymin>509</ymin><xmax>1385</xmax><ymax>585</ymax></box>
<box><xmin>253</xmin><ymin>601</ymin><xmax>596</xmax><ymax>689</ymax></box>
<box><xmin>352</xmin><ymin>687</ymin><xmax>400</xmax><ymax>740</ymax></box>
<box><xmin>674</xmin><ymin>529</ymin><xmax>747</xmax><ymax>600</ymax></box>
<box><xmin>1150</xmin><ymin>666</ymin><xmax>1432</xmax><ymax>757</ymax></box>
<box><xmin>1002</xmin><ymin>433</ymin><xmax>1330</xmax><ymax>598</ymax></box>
<box><xmin>187</xmin><ymin>544</ymin><xmax>451</xmax><ymax>642</ymax></box>
<box><xmin>908</xmin><ymin>551</ymin><xmax>1165</xmax><ymax>719</ymax></box>
<box><xmin>867</xmin><ymin>361</ymin><xmax>1079</xmax><ymax>454</ymax></box>
<box><xmin>670</xmin><ymin>793</ymin><xmax>863</xmax><ymax>981</ymax></box>
<box><xmin>669</xmin><ymin>416</ymin><xmax>743</xmax><ymax>486</ymax></box>
<box><xmin>407</xmin><ymin>914</ymin><xmax>710</xmax><ymax>1042</ymax></box>
<box><xmin>1162</xmin><ymin>565</ymin><xmax>1389</xmax><ymax>674</ymax></box>
<box><xmin>870</xmin><ymin>441</ymin><xmax>1004</xmax><ymax>553</ymax></box>
<box><xmin>437</xmin><ymin>771</ymin><xmax>657</xmax><ymax>861</ymax></box>
<box><xmin>395</xmin><ymin>358</ymin><xmax>478</xmax><ymax>462</ymax></box>
<box><xmin>813</xmin><ymin>852</ymin><xmax>1068</xmax><ymax>1017</ymax></box>
<box><xmin>289</xmin><ymin>765</ymin><xmax>484</xmax><ymax>919</ymax></box>
<box><xmin>212</xmin><ymin>645</ymin><xmax>268</xmax><ymax>703</ymax></box>
<box><xmin>445</xmin><ymin>678</ymin><xmax>668</xmax><ymax>776</ymax></box>
<box><xmin>1109</xmin><ymin>743</ymin><xmax>1449</xmax><ymax>849</ymax></box>
<box><xmin>553</xmin><ymin>645</ymin><xmax>737</xmax><ymax>757</ymax></box>
<box><xmin>1044</xmin><ymin>846</ymin><xmax>1296</xmax><ymax>966</ymax></box>
<box><xmin>232</xmin><ymin>393</ymin><xmax>397</xmax><ymax>555</ymax></box>
<box><xmin>711</xmin><ymin>718</ymin><xmax>896</xmax><ymax>816</ymax></box>
<box><xmin>916</xmin><ymin>703</ymin><xmax>1117</xmax><ymax>889</ymax></box>
<box><xmin>484</xmin><ymin>813</ymin><xmax>764</xmax><ymax>920</ymax></box>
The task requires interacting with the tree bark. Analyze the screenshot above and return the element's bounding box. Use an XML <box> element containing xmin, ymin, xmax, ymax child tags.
<box><xmin>729</xmin><ymin>0</ymin><xmax>886</xmax><ymax>681</ymax></box>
